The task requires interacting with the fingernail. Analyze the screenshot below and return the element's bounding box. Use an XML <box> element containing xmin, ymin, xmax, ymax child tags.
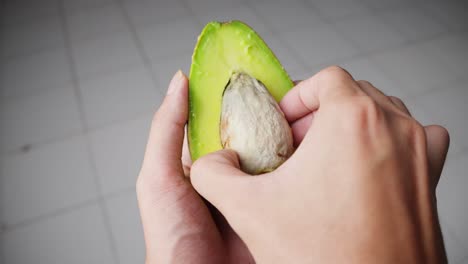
<box><xmin>167</xmin><ymin>70</ymin><xmax>184</xmax><ymax>95</ymax></box>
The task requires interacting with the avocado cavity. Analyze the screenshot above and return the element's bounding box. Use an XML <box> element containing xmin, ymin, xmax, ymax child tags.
<box><xmin>220</xmin><ymin>72</ymin><xmax>294</xmax><ymax>174</ymax></box>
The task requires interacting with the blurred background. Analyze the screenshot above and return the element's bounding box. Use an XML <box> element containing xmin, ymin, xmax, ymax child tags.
<box><xmin>0</xmin><ymin>0</ymin><xmax>467</xmax><ymax>263</ymax></box>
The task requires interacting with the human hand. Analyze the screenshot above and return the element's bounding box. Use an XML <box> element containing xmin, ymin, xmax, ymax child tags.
<box><xmin>136</xmin><ymin>71</ymin><xmax>254</xmax><ymax>263</ymax></box>
<box><xmin>190</xmin><ymin>66</ymin><xmax>450</xmax><ymax>263</ymax></box>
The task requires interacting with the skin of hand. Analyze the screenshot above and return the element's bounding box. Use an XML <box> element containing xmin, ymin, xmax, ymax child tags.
<box><xmin>189</xmin><ymin>66</ymin><xmax>450</xmax><ymax>264</ymax></box>
<box><xmin>136</xmin><ymin>70</ymin><xmax>255</xmax><ymax>263</ymax></box>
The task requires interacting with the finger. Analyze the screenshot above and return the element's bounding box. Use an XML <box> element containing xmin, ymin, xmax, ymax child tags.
<box><xmin>389</xmin><ymin>96</ymin><xmax>411</xmax><ymax>116</ymax></box>
<box><xmin>214</xmin><ymin>210</ymin><xmax>255</xmax><ymax>262</ymax></box>
<box><xmin>141</xmin><ymin>70</ymin><xmax>188</xmax><ymax>174</ymax></box>
<box><xmin>357</xmin><ymin>80</ymin><xmax>392</xmax><ymax>105</ymax></box>
<box><xmin>293</xmin><ymin>80</ymin><xmax>303</xmax><ymax>85</ymax></box>
<box><xmin>191</xmin><ymin>149</ymin><xmax>255</xmax><ymax>212</ymax></box>
<box><xmin>280</xmin><ymin>66</ymin><xmax>363</xmax><ymax>123</ymax></box>
<box><xmin>182</xmin><ymin>127</ymin><xmax>192</xmax><ymax>177</ymax></box>
<box><xmin>136</xmin><ymin>72</ymin><xmax>226</xmax><ymax>263</ymax></box>
<box><xmin>425</xmin><ymin>125</ymin><xmax>450</xmax><ymax>189</ymax></box>
<box><xmin>291</xmin><ymin>112</ymin><xmax>314</xmax><ymax>147</ymax></box>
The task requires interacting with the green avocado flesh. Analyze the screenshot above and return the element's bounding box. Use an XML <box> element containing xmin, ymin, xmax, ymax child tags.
<box><xmin>188</xmin><ymin>20</ymin><xmax>294</xmax><ymax>161</ymax></box>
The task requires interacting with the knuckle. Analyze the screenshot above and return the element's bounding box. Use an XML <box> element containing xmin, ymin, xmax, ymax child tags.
<box><xmin>189</xmin><ymin>159</ymin><xmax>202</xmax><ymax>176</ymax></box>
<box><xmin>410</xmin><ymin>121</ymin><xmax>426</xmax><ymax>140</ymax></box>
<box><xmin>151</xmin><ymin>99</ymin><xmax>171</xmax><ymax>126</ymax></box>
<box><xmin>357</xmin><ymin>80</ymin><xmax>374</xmax><ymax>87</ymax></box>
<box><xmin>352</xmin><ymin>96</ymin><xmax>379</xmax><ymax>117</ymax></box>
<box><xmin>363</xmin><ymin>97</ymin><xmax>381</xmax><ymax>117</ymax></box>
<box><xmin>136</xmin><ymin>173</ymin><xmax>151</xmax><ymax>195</ymax></box>
<box><xmin>389</xmin><ymin>95</ymin><xmax>404</xmax><ymax>106</ymax></box>
<box><xmin>341</xmin><ymin>96</ymin><xmax>381</xmax><ymax>132</ymax></box>
<box><xmin>135</xmin><ymin>173</ymin><xmax>151</xmax><ymax>192</ymax></box>
<box><xmin>403</xmin><ymin>119</ymin><xmax>426</xmax><ymax>146</ymax></box>
<box><xmin>438</xmin><ymin>125</ymin><xmax>450</xmax><ymax>141</ymax></box>
<box><xmin>136</xmin><ymin>165</ymin><xmax>182</xmax><ymax>194</ymax></box>
<box><xmin>190</xmin><ymin>155</ymin><xmax>210</xmax><ymax>180</ymax></box>
<box><xmin>135</xmin><ymin>173</ymin><xmax>145</xmax><ymax>192</ymax></box>
<box><xmin>136</xmin><ymin>167</ymin><xmax>153</xmax><ymax>193</ymax></box>
<box><xmin>389</xmin><ymin>95</ymin><xmax>402</xmax><ymax>103</ymax></box>
<box><xmin>151</xmin><ymin>108</ymin><xmax>163</xmax><ymax>126</ymax></box>
<box><xmin>435</xmin><ymin>125</ymin><xmax>451</xmax><ymax>148</ymax></box>
<box><xmin>317</xmin><ymin>65</ymin><xmax>350</xmax><ymax>80</ymax></box>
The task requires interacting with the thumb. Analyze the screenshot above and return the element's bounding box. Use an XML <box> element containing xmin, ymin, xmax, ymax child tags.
<box><xmin>190</xmin><ymin>149</ymin><xmax>254</xmax><ymax>212</ymax></box>
<box><xmin>424</xmin><ymin>125</ymin><xmax>450</xmax><ymax>190</ymax></box>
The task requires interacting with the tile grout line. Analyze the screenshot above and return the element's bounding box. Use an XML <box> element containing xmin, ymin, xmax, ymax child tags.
<box><xmin>300</xmin><ymin>0</ymin><xmax>390</xmax><ymax>58</ymax></box>
<box><xmin>298</xmin><ymin>2</ymin><xmax>468</xmax><ymax>159</ymax></box>
<box><xmin>0</xmin><ymin>2</ymin><xmax>466</xmax><ymax>261</ymax></box>
<box><xmin>1</xmin><ymin>0</ymin><xmax>10</xmax><ymax>231</ymax></box>
<box><xmin>0</xmin><ymin>0</ymin><xmax>6</xmax><ymax>101</ymax></box>
<box><xmin>234</xmin><ymin>1</ymin><xmax>468</xmax><ymax>156</ymax></box>
<box><xmin>177</xmin><ymin>0</ymin><xmax>464</xmax><ymax>134</ymax></box>
<box><xmin>178</xmin><ymin>0</ymin><xmax>204</xmax><ymax>28</ymax></box>
<box><xmin>303</xmin><ymin>1</ymin><xmax>468</xmax><ymax>255</ymax></box>
<box><xmin>3</xmin><ymin>49</ymin><xmax>159</xmax><ymax>105</ymax></box>
<box><xmin>246</xmin><ymin>0</ymin><xmax>458</xmax><ymax>96</ymax></box>
<box><xmin>114</xmin><ymin>0</ymin><xmax>164</xmax><ymax>96</ymax></box>
<box><xmin>0</xmin><ymin>4</ymin><xmax>6</xmax><ymax>264</ymax></box>
<box><xmin>299</xmin><ymin>0</ymin><xmax>464</xmax><ymax>101</ymax></box>
<box><xmin>2</xmin><ymin>43</ymin><xmax>66</xmax><ymax>63</ymax></box>
<box><xmin>0</xmin><ymin>0</ymin><xmax>6</xmax><ymax>235</ymax></box>
<box><xmin>0</xmin><ymin>110</ymin><xmax>153</xmax><ymax>159</ymax></box>
<box><xmin>61</xmin><ymin>0</ymin><xmax>115</xmax><ymax>17</ymax></box>
<box><xmin>1</xmin><ymin>186</ymin><xmax>137</xmax><ymax>234</ymax></box>
<box><xmin>0</xmin><ymin>185</ymin><xmax>138</xmax><ymax>234</ymax></box>
<box><xmin>102</xmin><ymin>186</ymin><xmax>136</xmax><ymax>200</ymax></box>
<box><xmin>242</xmin><ymin>0</ymin><xmax>311</xmax><ymax>75</ymax></box>
<box><xmin>355</xmin><ymin>0</ymin><xmax>421</xmax><ymax>15</ymax></box>
<box><xmin>57</xmin><ymin>1</ymin><xmax>120</xmax><ymax>263</ymax></box>
<box><xmin>246</xmin><ymin>0</ymin><xmax>410</xmax><ymax>82</ymax></box>
<box><xmin>1</xmin><ymin>197</ymin><xmax>100</xmax><ymax>233</ymax></box>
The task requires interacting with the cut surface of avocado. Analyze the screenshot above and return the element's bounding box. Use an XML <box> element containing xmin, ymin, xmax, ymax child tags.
<box><xmin>189</xmin><ymin>20</ymin><xmax>294</xmax><ymax>162</ymax></box>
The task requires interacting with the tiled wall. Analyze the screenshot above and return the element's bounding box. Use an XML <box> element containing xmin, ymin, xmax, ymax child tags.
<box><xmin>1</xmin><ymin>0</ymin><xmax>467</xmax><ymax>263</ymax></box>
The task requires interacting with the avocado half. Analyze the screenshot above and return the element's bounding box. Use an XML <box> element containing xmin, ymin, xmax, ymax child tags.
<box><xmin>188</xmin><ymin>20</ymin><xmax>294</xmax><ymax>162</ymax></box>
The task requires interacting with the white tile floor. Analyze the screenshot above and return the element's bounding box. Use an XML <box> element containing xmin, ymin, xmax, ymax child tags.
<box><xmin>1</xmin><ymin>0</ymin><xmax>467</xmax><ymax>263</ymax></box>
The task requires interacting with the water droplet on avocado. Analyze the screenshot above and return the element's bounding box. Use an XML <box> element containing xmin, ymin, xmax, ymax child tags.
<box><xmin>244</xmin><ymin>45</ymin><xmax>252</xmax><ymax>54</ymax></box>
